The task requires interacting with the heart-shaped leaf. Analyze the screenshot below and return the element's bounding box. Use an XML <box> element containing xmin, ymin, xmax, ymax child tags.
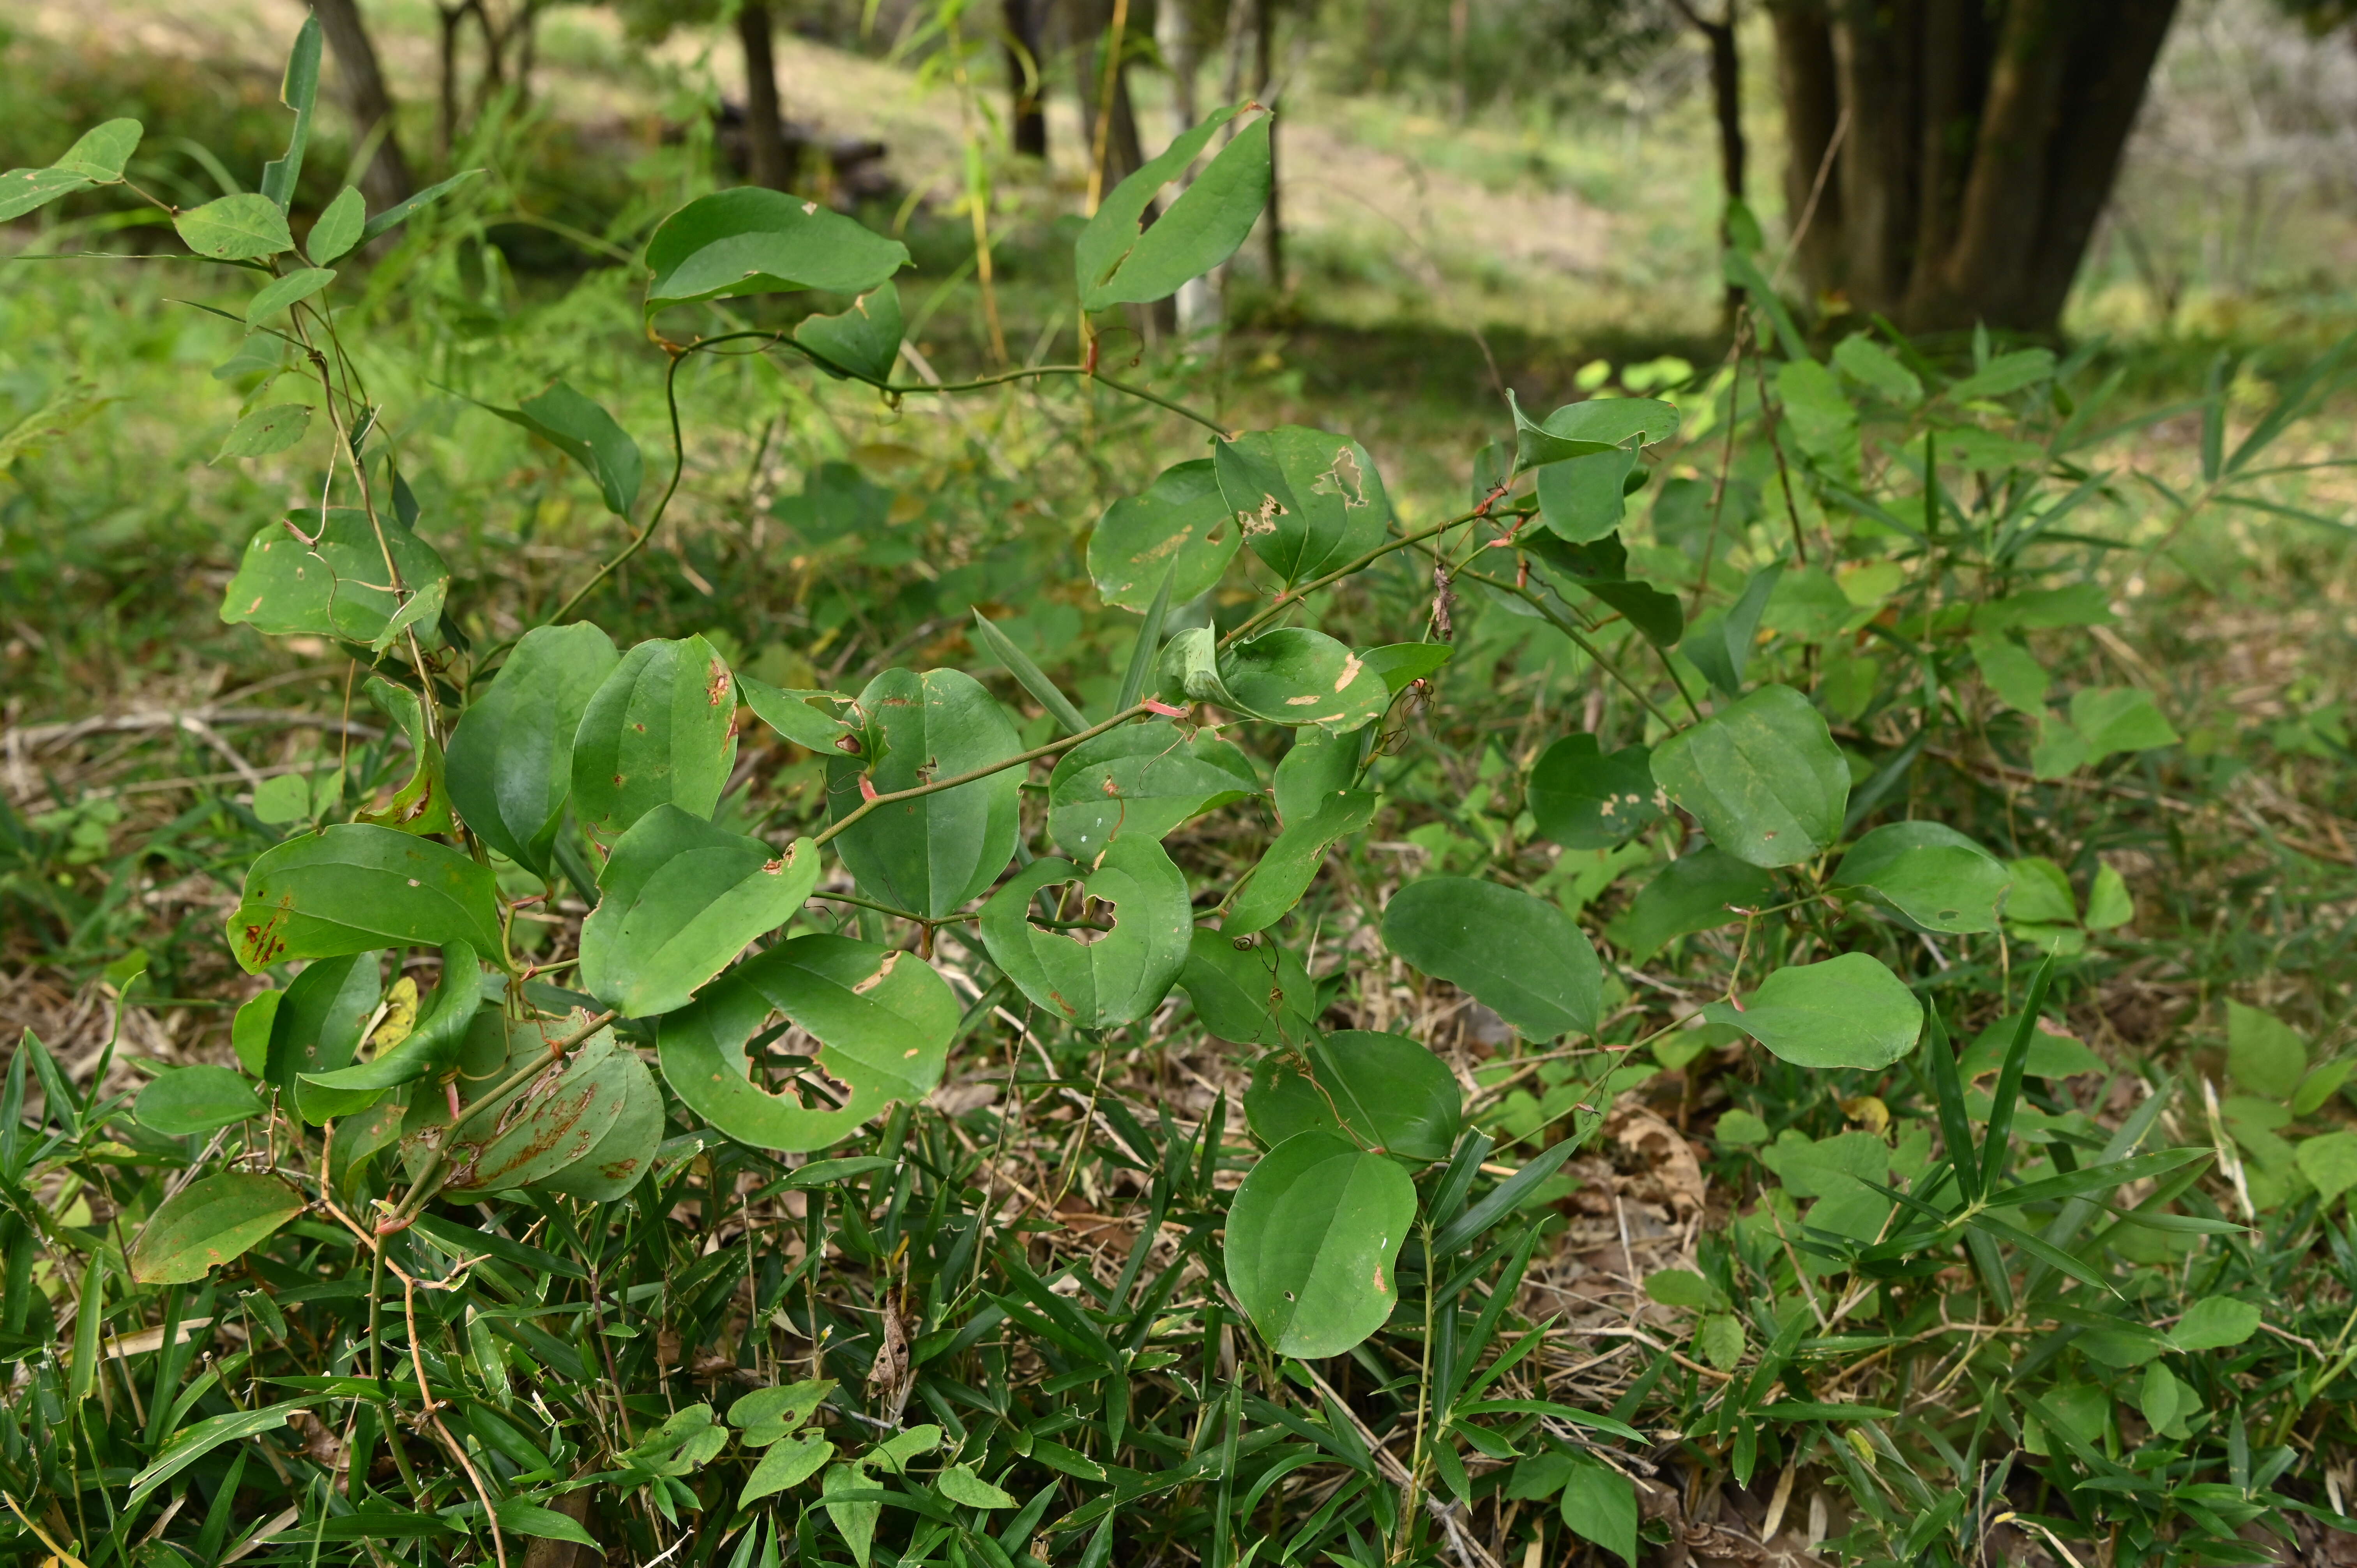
<box><xmin>1076</xmin><ymin>105</ymin><xmax>1269</xmax><ymax>310</ymax></box>
<box><xmin>1528</xmin><ymin>734</ymin><xmax>1661</xmax><ymax>849</ymax></box>
<box><xmin>446</xmin><ymin>622</ymin><xmax>620</xmax><ymax>877</ymax></box>
<box><xmin>825</xmin><ymin>668</ymin><xmax>1021</xmax><ymax>918</ymax></box>
<box><xmin>228</xmin><ymin>826</ymin><xmax>503</xmax><ymax>973</ymax></box>
<box><xmin>220</xmin><ymin>509</ymin><xmax>450</xmax><ymax>653</ymax></box>
<box><xmin>135</xmin><ymin>1066</ymin><xmax>263</xmax><ymax>1136</ymax></box>
<box><xmin>1045</xmin><ymin>721</ymin><xmax>1259</xmax><ymax>860</ymax></box>
<box><xmin>657</xmin><ymin>936</ymin><xmax>958</xmax><ymax>1152</ymax></box>
<box><xmin>1225</xmin><ymin>1130</ymin><xmax>1416</xmax><ymax>1359</ymax></box>
<box><xmin>579</xmin><ymin>805</ymin><xmax>820</xmax><ymax>1018</ymax></box>
<box><xmin>1831</xmin><ymin>821</ymin><xmax>2009</xmax><ymax>934</ymax></box>
<box><xmin>1649</xmin><ymin>683</ymin><xmax>1846</xmax><ymax>868</ymax></box>
<box><xmin>1087</xmin><ymin>459</ymin><xmax>1243</xmax><ymax>612</ymax></box>
<box><xmin>1535</xmin><ymin>446</ymin><xmax>1637</xmax><ymax>542</ymax></box>
<box><xmin>175</xmin><ymin>192</ymin><xmax>294</xmax><ymax>260</ymax></box>
<box><xmin>1224</xmin><ymin>789</ymin><xmax>1378</xmax><ymax>936</ymax></box>
<box><xmin>129</xmin><ymin>1171</ymin><xmax>305</xmax><ymax>1285</ymax></box>
<box><xmin>1214</xmin><ymin>427</ymin><xmax>1392</xmax><ymax>587</ymax></box>
<box><xmin>486</xmin><ymin>381</ymin><xmax>643</xmax><ymax>521</ymax></box>
<box><xmin>571</xmin><ymin>636</ymin><xmax>738</xmax><ymax>846</ymax></box>
<box><xmin>1245</xmin><ymin>1031</ymin><xmax>1462</xmax><ymax>1163</ymax></box>
<box><xmin>1703</xmin><ymin>953</ymin><xmax>1922</xmax><ymax>1070</ymax></box>
<box><xmin>793</xmin><ymin>281</ymin><xmax>903</xmax><ymax>383</ymax></box>
<box><xmin>1180</xmin><ymin>930</ymin><xmax>1321</xmax><ymax>1047</ymax></box>
<box><xmin>1604</xmin><ymin>847</ymin><xmax>1774</xmax><ymax>964</ymax></box>
<box><xmin>644</xmin><ymin>188</ymin><xmax>910</xmax><ymax>314</ymax></box>
<box><xmin>1382</xmin><ymin>878</ymin><xmax>1600</xmax><ymax>1040</ymax></box>
<box><xmin>979</xmin><ymin>839</ymin><xmax>1193</xmax><ymax>1029</ymax></box>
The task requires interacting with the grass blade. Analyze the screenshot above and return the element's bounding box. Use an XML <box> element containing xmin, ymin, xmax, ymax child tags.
<box><xmin>1983</xmin><ymin>1148</ymin><xmax>2210</xmax><ymax>1211</ymax></box>
<box><xmin>1924</xmin><ymin>1004</ymin><xmax>1978</xmax><ymax>1203</ymax></box>
<box><xmin>1116</xmin><ymin>556</ymin><xmax>1180</xmax><ymax>714</ymax></box>
<box><xmin>971</xmin><ymin>608</ymin><xmax>1090</xmax><ymax>735</ymax></box>
<box><xmin>1980</xmin><ymin>955</ymin><xmax>2056</xmax><ymax>1199</ymax></box>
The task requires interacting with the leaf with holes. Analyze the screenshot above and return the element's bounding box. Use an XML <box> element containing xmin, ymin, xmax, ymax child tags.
<box><xmin>227</xmin><ymin>827</ymin><xmax>502</xmax><ymax>973</ymax></box>
<box><xmin>220</xmin><ymin>509</ymin><xmax>449</xmax><ymax>653</ymax></box>
<box><xmin>1246</xmin><ymin>1032</ymin><xmax>1462</xmax><ymax>1164</ymax></box>
<box><xmin>446</xmin><ymin>622</ymin><xmax>620</xmax><ymax>877</ymax></box>
<box><xmin>645</xmin><ymin>188</ymin><xmax>909</xmax><ymax>314</ymax></box>
<box><xmin>1528</xmin><ymin>735</ymin><xmax>1661</xmax><ymax>850</ymax></box>
<box><xmin>1226</xmin><ymin>1130</ymin><xmax>1417</xmax><ymax>1359</ymax></box>
<box><xmin>658</xmin><ymin>935</ymin><xmax>958</xmax><ymax>1152</ymax></box>
<box><xmin>129</xmin><ymin>1172</ymin><xmax>305</xmax><ymax>1285</ymax></box>
<box><xmin>1649</xmin><ymin>684</ymin><xmax>1846</xmax><ymax>868</ymax></box>
<box><xmin>571</xmin><ymin>636</ymin><xmax>738</xmax><ymax>846</ymax></box>
<box><xmin>1225</xmin><ymin>789</ymin><xmax>1378</xmax><ymax>936</ymax></box>
<box><xmin>1382</xmin><ymin>878</ymin><xmax>1600</xmax><ymax>1040</ymax></box>
<box><xmin>580</xmin><ymin>806</ymin><xmax>820</xmax><ymax>1019</ymax></box>
<box><xmin>1830</xmin><ymin>821</ymin><xmax>2010</xmax><ymax>934</ymax></box>
<box><xmin>1214</xmin><ymin>427</ymin><xmax>1392</xmax><ymax>588</ymax></box>
<box><xmin>1076</xmin><ymin>105</ymin><xmax>1269</xmax><ymax>309</ymax></box>
<box><xmin>1088</xmin><ymin>459</ymin><xmax>1242</xmax><ymax>613</ymax></box>
<box><xmin>979</xmin><ymin>838</ymin><xmax>1193</xmax><ymax>1029</ymax></box>
<box><xmin>825</xmin><ymin>668</ymin><xmax>1021</xmax><ymax>918</ymax></box>
<box><xmin>1703</xmin><ymin>953</ymin><xmax>1922</xmax><ymax>1071</ymax></box>
<box><xmin>1046</xmin><ymin>721</ymin><xmax>1260</xmax><ymax>861</ymax></box>
<box><xmin>1186</xmin><ymin>628</ymin><xmax>1390</xmax><ymax>733</ymax></box>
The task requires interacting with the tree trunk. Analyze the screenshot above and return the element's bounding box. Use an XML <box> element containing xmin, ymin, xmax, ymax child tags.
<box><xmin>1673</xmin><ymin>2</ymin><xmax>1747</xmax><ymax>317</ymax></box>
<box><xmin>1076</xmin><ymin>0</ymin><xmax>1145</xmax><ymax>198</ymax></box>
<box><xmin>1159</xmin><ymin>0</ymin><xmax>1220</xmax><ymax>337</ymax></box>
<box><xmin>1766</xmin><ymin>0</ymin><xmax>2179</xmax><ymax>336</ymax></box>
<box><xmin>311</xmin><ymin>0</ymin><xmax>415</xmax><ymax>210</ymax></box>
<box><xmin>437</xmin><ymin>3</ymin><xmax>466</xmax><ymax>159</ymax></box>
<box><xmin>1005</xmin><ymin>0</ymin><xmax>1048</xmax><ymax>158</ymax></box>
<box><xmin>1256</xmin><ymin>0</ymin><xmax>1281</xmax><ymax>290</ymax></box>
<box><xmin>737</xmin><ymin>0</ymin><xmax>794</xmax><ymax>192</ymax></box>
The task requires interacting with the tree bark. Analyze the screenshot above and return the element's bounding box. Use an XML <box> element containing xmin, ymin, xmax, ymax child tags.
<box><xmin>1076</xmin><ymin>0</ymin><xmax>1146</xmax><ymax>196</ymax></box>
<box><xmin>737</xmin><ymin>0</ymin><xmax>794</xmax><ymax>192</ymax></box>
<box><xmin>1004</xmin><ymin>0</ymin><xmax>1048</xmax><ymax>158</ymax></box>
<box><xmin>1766</xmin><ymin>0</ymin><xmax>2180</xmax><ymax>335</ymax></box>
<box><xmin>311</xmin><ymin>0</ymin><xmax>415</xmax><ymax>210</ymax></box>
<box><xmin>1672</xmin><ymin>2</ymin><xmax>1746</xmax><ymax>316</ymax></box>
<box><xmin>1256</xmin><ymin>0</ymin><xmax>1281</xmax><ymax>290</ymax></box>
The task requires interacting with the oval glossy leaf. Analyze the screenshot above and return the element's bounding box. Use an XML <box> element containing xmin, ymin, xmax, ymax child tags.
<box><xmin>740</xmin><ymin>676</ymin><xmax>857</xmax><ymax>753</ymax></box>
<box><xmin>1245</xmin><ymin>1032</ymin><xmax>1463</xmax><ymax>1163</ymax></box>
<box><xmin>246</xmin><ymin>267</ymin><xmax>334</xmax><ymax>323</ymax></box>
<box><xmin>265</xmin><ymin>950</ymin><xmax>383</xmax><ymax>1122</ymax></box>
<box><xmin>1703</xmin><ymin>952</ymin><xmax>1922</xmax><ymax>1071</ymax></box>
<box><xmin>579</xmin><ymin>805</ymin><xmax>820</xmax><ymax>1018</ymax></box>
<box><xmin>129</xmin><ymin>1172</ymin><xmax>305</xmax><ymax>1285</ymax></box>
<box><xmin>1225</xmin><ymin>1130</ymin><xmax>1417</xmax><ymax>1360</ymax></box>
<box><xmin>1648</xmin><ymin>684</ymin><xmax>1847</xmax><ymax>868</ymax></box>
<box><xmin>1046</xmin><ymin>721</ymin><xmax>1259</xmax><ymax>860</ymax></box>
<box><xmin>220</xmin><ymin>508</ymin><xmax>449</xmax><ymax>653</ymax></box>
<box><xmin>446</xmin><ymin>622</ymin><xmax>620</xmax><ymax>876</ymax></box>
<box><xmin>742</xmin><ymin>1435</ymin><xmax>835</xmax><ymax>1505</ymax></box>
<box><xmin>1225</xmin><ymin>789</ymin><xmax>1378</xmax><ymax>937</ymax></box>
<box><xmin>1535</xmin><ymin>446</ymin><xmax>1637</xmax><ymax>543</ymax></box>
<box><xmin>979</xmin><ymin>839</ymin><xmax>1193</xmax><ymax>1029</ymax></box>
<box><xmin>1272</xmin><ymin>727</ymin><xmax>1361</xmax><ymax>824</ymax></box>
<box><xmin>1382</xmin><ymin>878</ymin><xmax>1600</xmax><ymax>1040</ymax></box>
<box><xmin>1180</xmin><ymin>930</ymin><xmax>1321</xmax><ymax>1047</ymax></box>
<box><xmin>214</xmin><ymin>403</ymin><xmax>312</xmax><ymax>462</ymax></box>
<box><xmin>825</xmin><ymin>668</ymin><xmax>1021</xmax><ymax>919</ymax></box>
<box><xmin>307</xmin><ymin>185</ymin><xmax>366</xmax><ymax>263</ymax></box>
<box><xmin>1831</xmin><ymin>821</ymin><xmax>2009</xmax><ymax>934</ymax></box>
<box><xmin>536</xmin><ymin>1045</ymin><xmax>664</xmax><ymax>1200</ymax></box>
<box><xmin>658</xmin><ymin>935</ymin><xmax>958</xmax><ymax>1152</ymax></box>
<box><xmin>1528</xmin><ymin>734</ymin><xmax>1661</xmax><ymax>850</ymax></box>
<box><xmin>1216</xmin><ymin>629</ymin><xmax>1391</xmax><ymax>733</ymax></box>
<box><xmin>1360</xmin><ymin>642</ymin><xmax>1452</xmax><ymax>696</ymax></box>
<box><xmin>794</xmin><ymin>281</ymin><xmax>903</xmax><ymax>383</ymax></box>
<box><xmin>571</xmin><ymin>636</ymin><xmax>738</xmax><ymax>846</ymax></box>
<box><xmin>644</xmin><ymin>187</ymin><xmax>910</xmax><ymax>314</ymax></box>
<box><xmin>135</xmin><ymin>1066</ymin><xmax>263</xmax><ymax>1136</ymax></box>
<box><xmin>228</xmin><ymin>826</ymin><xmax>502</xmax><ymax>973</ymax></box>
<box><xmin>1076</xmin><ymin>105</ymin><xmax>1264</xmax><ymax>309</ymax></box>
<box><xmin>434</xmin><ymin>1026</ymin><xmax>634</xmax><ymax>1197</ymax></box>
<box><xmin>1603</xmin><ymin>847</ymin><xmax>1774</xmax><ymax>964</ymax></box>
<box><xmin>1214</xmin><ymin>427</ymin><xmax>1392</xmax><ymax>588</ymax></box>
<box><xmin>175</xmin><ymin>192</ymin><xmax>294</xmax><ymax>260</ymax></box>
<box><xmin>1087</xmin><ymin>459</ymin><xmax>1242</xmax><ymax>612</ymax></box>
<box><xmin>486</xmin><ymin>381</ymin><xmax>643</xmax><ymax>521</ymax></box>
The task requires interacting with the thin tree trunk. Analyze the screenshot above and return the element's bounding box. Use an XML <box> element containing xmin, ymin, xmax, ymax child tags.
<box><xmin>1256</xmin><ymin>0</ymin><xmax>1281</xmax><ymax>290</ymax></box>
<box><xmin>437</xmin><ymin>3</ymin><xmax>466</xmax><ymax>159</ymax></box>
<box><xmin>1160</xmin><ymin>0</ymin><xmax>1220</xmax><ymax>338</ymax></box>
<box><xmin>737</xmin><ymin>0</ymin><xmax>794</xmax><ymax>192</ymax></box>
<box><xmin>1004</xmin><ymin>0</ymin><xmax>1048</xmax><ymax>158</ymax></box>
<box><xmin>1830</xmin><ymin>0</ymin><xmax>1919</xmax><ymax>314</ymax></box>
<box><xmin>1672</xmin><ymin>2</ymin><xmax>1746</xmax><ymax>317</ymax></box>
<box><xmin>311</xmin><ymin>0</ymin><xmax>415</xmax><ymax>209</ymax></box>
<box><xmin>1077</xmin><ymin>0</ymin><xmax>1145</xmax><ymax>200</ymax></box>
<box><xmin>1768</xmin><ymin>2</ymin><xmax>1841</xmax><ymax>302</ymax></box>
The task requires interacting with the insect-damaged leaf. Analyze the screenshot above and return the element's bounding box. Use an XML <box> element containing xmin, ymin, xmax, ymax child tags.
<box><xmin>1088</xmin><ymin>459</ymin><xmax>1242</xmax><ymax>613</ymax></box>
<box><xmin>579</xmin><ymin>806</ymin><xmax>820</xmax><ymax>1019</ymax></box>
<box><xmin>1527</xmin><ymin>734</ymin><xmax>1661</xmax><ymax>850</ymax></box>
<box><xmin>129</xmin><ymin>1172</ymin><xmax>305</xmax><ymax>1285</ymax></box>
<box><xmin>1075</xmin><ymin>105</ymin><xmax>1270</xmax><ymax>310</ymax></box>
<box><xmin>1045</xmin><ymin>721</ymin><xmax>1259</xmax><ymax>860</ymax></box>
<box><xmin>1162</xmin><ymin>627</ymin><xmax>1391</xmax><ymax>733</ymax></box>
<box><xmin>979</xmin><ymin>838</ymin><xmax>1193</xmax><ymax>1029</ymax></box>
<box><xmin>227</xmin><ymin>826</ymin><xmax>503</xmax><ymax>973</ymax></box>
<box><xmin>1226</xmin><ymin>1130</ymin><xmax>1415</xmax><ymax>1359</ymax></box>
<box><xmin>825</xmin><ymin>668</ymin><xmax>1021</xmax><ymax>919</ymax></box>
<box><xmin>657</xmin><ymin>936</ymin><xmax>958</xmax><ymax>1152</ymax></box>
<box><xmin>571</xmin><ymin>636</ymin><xmax>739</xmax><ymax>846</ymax></box>
<box><xmin>1214</xmin><ymin>426</ymin><xmax>1392</xmax><ymax>588</ymax></box>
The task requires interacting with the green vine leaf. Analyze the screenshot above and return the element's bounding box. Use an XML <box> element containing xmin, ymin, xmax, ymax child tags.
<box><xmin>979</xmin><ymin>838</ymin><xmax>1194</xmax><ymax>1029</ymax></box>
<box><xmin>1214</xmin><ymin>427</ymin><xmax>1392</xmax><ymax>588</ymax></box>
<box><xmin>1245</xmin><ymin>1031</ymin><xmax>1463</xmax><ymax>1163</ymax></box>
<box><xmin>644</xmin><ymin>188</ymin><xmax>910</xmax><ymax>314</ymax></box>
<box><xmin>1225</xmin><ymin>1129</ymin><xmax>1416</xmax><ymax>1359</ymax></box>
<box><xmin>445</xmin><ymin>622</ymin><xmax>620</xmax><ymax>878</ymax></box>
<box><xmin>227</xmin><ymin>826</ymin><xmax>503</xmax><ymax>973</ymax></box>
<box><xmin>1648</xmin><ymin>683</ymin><xmax>1847</xmax><ymax>868</ymax></box>
<box><xmin>1046</xmin><ymin>721</ymin><xmax>1260</xmax><ymax>860</ymax></box>
<box><xmin>824</xmin><ymin>667</ymin><xmax>1021</xmax><ymax>919</ymax></box>
<box><xmin>1382</xmin><ymin>877</ymin><xmax>1600</xmax><ymax>1040</ymax></box>
<box><xmin>1076</xmin><ymin>105</ymin><xmax>1269</xmax><ymax>310</ymax></box>
<box><xmin>1088</xmin><ymin>459</ymin><xmax>1242</xmax><ymax>612</ymax></box>
<box><xmin>1703</xmin><ymin>953</ymin><xmax>1922</xmax><ymax>1071</ymax></box>
<box><xmin>128</xmin><ymin>1172</ymin><xmax>305</xmax><ymax>1285</ymax></box>
<box><xmin>571</xmin><ymin>636</ymin><xmax>739</xmax><ymax>847</ymax></box>
<box><xmin>1831</xmin><ymin>821</ymin><xmax>2010</xmax><ymax>934</ymax></box>
<box><xmin>219</xmin><ymin>508</ymin><xmax>449</xmax><ymax>653</ymax></box>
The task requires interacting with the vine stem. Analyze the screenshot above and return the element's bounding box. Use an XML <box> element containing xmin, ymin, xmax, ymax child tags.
<box><xmin>812</xmin><ymin>703</ymin><xmax>1154</xmax><ymax>850</ymax></box>
<box><xmin>1221</xmin><ymin>507</ymin><xmax>1493</xmax><ymax>648</ymax></box>
<box><xmin>1445</xmin><ymin>561</ymin><xmax>1678</xmax><ymax>729</ymax></box>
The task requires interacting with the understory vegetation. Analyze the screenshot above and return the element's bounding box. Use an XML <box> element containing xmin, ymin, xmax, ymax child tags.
<box><xmin>9</xmin><ymin>9</ymin><xmax>2357</xmax><ymax>1568</ymax></box>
